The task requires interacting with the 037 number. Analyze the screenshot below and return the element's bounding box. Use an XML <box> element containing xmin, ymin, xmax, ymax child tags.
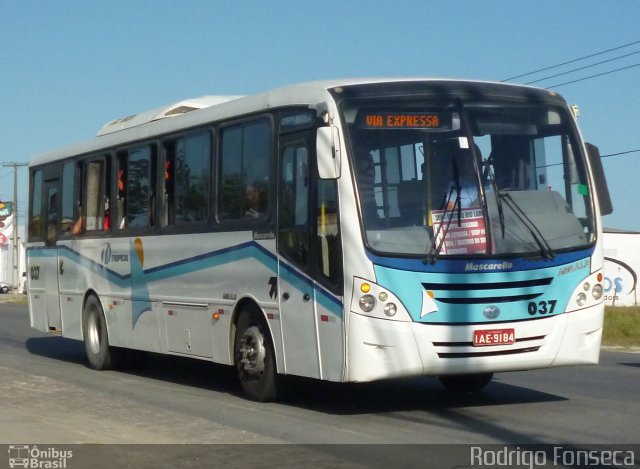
<box><xmin>528</xmin><ymin>299</ymin><xmax>557</xmax><ymax>316</ymax></box>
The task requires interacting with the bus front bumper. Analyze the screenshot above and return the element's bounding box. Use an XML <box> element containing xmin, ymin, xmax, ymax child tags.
<box><xmin>345</xmin><ymin>304</ymin><xmax>604</xmax><ymax>383</ymax></box>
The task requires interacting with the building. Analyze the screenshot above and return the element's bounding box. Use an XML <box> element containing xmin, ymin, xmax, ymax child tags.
<box><xmin>0</xmin><ymin>206</ymin><xmax>26</xmax><ymax>293</ymax></box>
<box><xmin>603</xmin><ymin>228</ymin><xmax>639</xmax><ymax>307</ymax></box>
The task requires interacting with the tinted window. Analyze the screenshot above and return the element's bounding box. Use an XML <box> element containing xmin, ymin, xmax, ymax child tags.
<box><xmin>279</xmin><ymin>144</ymin><xmax>309</xmax><ymax>267</ymax></box>
<box><xmin>219</xmin><ymin>120</ymin><xmax>271</xmax><ymax>220</ymax></box>
<box><xmin>166</xmin><ymin>132</ymin><xmax>211</xmax><ymax>224</ymax></box>
<box><xmin>61</xmin><ymin>162</ymin><xmax>75</xmax><ymax>234</ymax></box>
<box><xmin>118</xmin><ymin>146</ymin><xmax>154</xmax><ymax>229</ymax></box>
<box><xmin>29</xmin><ymin>170</ymin><xmax>43</xmax><ymax>240</ymax></box>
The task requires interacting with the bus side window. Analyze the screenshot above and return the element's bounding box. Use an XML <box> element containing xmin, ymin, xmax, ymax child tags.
<box><xmin>279</xmin><ymin>145</ymin><xmax>309</xmax><ymax>267</ymax></box>
<box><xmin>80</xmin><ymin>158</ymin><xmax>109</xmax><ymax>233</ymax></box>
<box><xmin>28</xmin><ymin>169</ymin><xmax>44</xmax><ymax>241</ymax></box>
<box><xmin>117</xmin><ymin>153</ymin><xmax>127</xmax><ymax>229</ymax></box>
<box><xmin>316</xmin><ymin>179</ymin><xmax>342</xmax><ymax>287</ymax></box>
<box><xmin>219</xmin><ymin>120</ymin><xmax>271</xmax><ymax>221</ymax></box>
<box><xmin>163</xmin><ymin>144</ymin><xmax>173</xmax><ymax>226</ymax></box>
<box><xmin>165</xmin><ymin>131</ymin><xmax>211</xmax><ymax>225</ymax></box>
<box><xmin>119</xmin><ymin>145</ymin><xmax>155</xmax><ymax>229</ymax></box>
<box><xmin>45</xmin><ymin>185</ymin><xmax>58</xmax><ymax>245</ymax></box>
<box><xmin>60</xmin><ymin>162</ymin><xmax>75</xmax><ymax>235</ymax></box>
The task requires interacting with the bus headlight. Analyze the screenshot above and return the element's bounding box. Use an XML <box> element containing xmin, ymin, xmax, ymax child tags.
<box><xmin>592</xmin><ymin>284</ymin><xmax>603</xmax><ymax>300</ymax></box>
<box><xmin>576</xmin><ymin>292</ymin><xmax>587</xmax><ymax>307</ymax></box>
<box><xmin>566</xmin><ymin>269</ymin><xmax>605</xmax><ymax>312</ymax></box>
<box><xmin>359</xmin><ymin>294</ymin><xmax>376</xmax><ymax>312</ymax></box>
<box><xmin>383</xmin><ymin>303</ymin><xmax>397</xmax><ymax>317</ymax></box>
<box><xmin>351</xmin><ymin>277</ymin><xmax>412</xmax><ymax>322</ymax></box>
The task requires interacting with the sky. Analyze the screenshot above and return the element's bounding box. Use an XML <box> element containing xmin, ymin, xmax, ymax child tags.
<box><xmin>1</xmin><ymin>0</ymin><xmax>639</xmax><ymax>232</ymax></box>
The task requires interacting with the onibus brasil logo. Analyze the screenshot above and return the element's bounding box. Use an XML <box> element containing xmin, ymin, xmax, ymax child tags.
<box><xmin>8</xmin><ymin>445</ymin><xmax>73</xmax><ymax>468</ymax></box>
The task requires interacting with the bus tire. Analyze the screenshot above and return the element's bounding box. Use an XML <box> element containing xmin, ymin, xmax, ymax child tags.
<box><xmin>83</xmin><ymin>295</ymin><xmax>121</xmax><ymax>370</ymax></box>
<box><xmin>234</xmin><ymin>310</ymin><xmax>279</xmax><ymax>402</ymax></box>
<box><xmin>438</xmin><ymin>373</ymin><xmax>493</xmax><ymax>393</ymax></box>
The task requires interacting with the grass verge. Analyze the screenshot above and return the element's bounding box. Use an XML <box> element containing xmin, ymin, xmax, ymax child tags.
<box><xmin>603</xmin><ymin>306</ymin><xmax>640</xmax><ymax>348</ymax></box>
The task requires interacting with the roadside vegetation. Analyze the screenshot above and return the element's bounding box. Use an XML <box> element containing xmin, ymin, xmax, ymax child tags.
<box><xmin>0</xmin><ymin>294</ymin><xmax>28</xmax><ymax>305</ymax></box>
<box><xmin>603</xmin><ymin>306</ymin><xmax>640</xmax><ymax>348</ymax></box>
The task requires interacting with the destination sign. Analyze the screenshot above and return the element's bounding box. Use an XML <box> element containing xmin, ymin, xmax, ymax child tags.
<box><xmin>357</xmin><ymin>110</ymin><xmax>450</xmax><ymax>130</ymax></box>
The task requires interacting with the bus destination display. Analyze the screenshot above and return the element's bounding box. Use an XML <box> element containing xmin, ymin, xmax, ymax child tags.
<box><xmin>358</xmin><ymin>111</ymin><xmax>448</xmax><ymax>129</ymax></box>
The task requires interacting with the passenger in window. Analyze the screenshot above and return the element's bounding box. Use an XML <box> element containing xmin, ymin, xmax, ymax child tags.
<box><xmin>244</xmin><ymin>183</ymin><xmax>265</xmax><ymax>218</ymax></box>
<box><xmin>446</xmin><ymin>157</ymin><xmax>479</xmax><ymax>209</ymax></box>
<box><xmin>103</xmin><ymin>199</ymin><xmax>111</xmax><ymax>231</ymax></box>
<box><xmin>117</xmin><ymin>168</ymin><xmax>126</xmax><ymax>229</ymax></box>
<box><xmin>71</xmin><ymin>213</ymin><xmax>84</xmax><ymax>235</ymax></box>
<box><xmin>433</xmin><ymin>140</ymin><xmax>482</xmax><ymax>210</ymax></box>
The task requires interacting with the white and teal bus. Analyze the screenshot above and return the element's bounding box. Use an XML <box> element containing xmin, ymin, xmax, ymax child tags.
<box><xmin>27</xmin><ymin>79</ymin><xmax>613</xmax><ymax>401</ymax></box>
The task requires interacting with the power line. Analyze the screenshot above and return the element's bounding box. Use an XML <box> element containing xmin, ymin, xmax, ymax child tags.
<box><xmin>502</xmin><ymin>39</ymin><xmax>640</xmax><ymax>81</ymax></box>
<box><xmin>545</xmin><ymin>62</ymin><xmax>640</xmax><ymax>88</ymax></box>
<box><xmin>524</xmin><ymin>50</ymin><xmax>640</xmax><ymax>85</ymax></box>
<box><xmin>601</xmin><ymin>149</ymin><xmax>640</xmax><ymax>158</ymax></box>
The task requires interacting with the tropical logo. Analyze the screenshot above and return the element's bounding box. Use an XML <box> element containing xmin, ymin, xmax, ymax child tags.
<box><xmin>100</xmin><ymin>242</ymin><xmax>129</xmax><ymax>265</ymax></box>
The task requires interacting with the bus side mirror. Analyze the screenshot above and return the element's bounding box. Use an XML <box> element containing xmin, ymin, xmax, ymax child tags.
<box><xmin>585</xmin><ymin>143</ymin><xmax>613</xmax><ymax>216</ymax></box>
<box><xmin>316</xmin><ymin>126</ymin><xmax>341</xmax><ymax>179</ymax></box>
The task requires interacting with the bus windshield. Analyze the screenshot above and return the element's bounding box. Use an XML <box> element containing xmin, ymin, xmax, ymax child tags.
<box><xmin>343</xmin><ymin>99</ymin><xmax>595</xmax><ymax>258</ymax></box>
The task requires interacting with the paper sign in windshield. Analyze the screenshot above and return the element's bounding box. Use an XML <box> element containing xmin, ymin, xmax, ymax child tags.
<box><xmin>431</xmin><ymin>207</ymin><xmax>487</xmax><ymax>255</ymax></box>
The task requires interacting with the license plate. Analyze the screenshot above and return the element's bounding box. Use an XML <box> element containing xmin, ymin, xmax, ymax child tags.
<box><xmin>473</xmin><ymin>328</ymin><xmax>515</xmax><ymax>347</ymax></box>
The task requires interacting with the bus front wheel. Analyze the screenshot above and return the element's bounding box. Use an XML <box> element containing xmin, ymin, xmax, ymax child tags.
<box><xmin>83</xmin><ymin>295</ymin><xmax>122</xmax><ymax>370</ymax></box>
<box><xmin>234</xmin><ymin>311</ymin><xmax>279</xmax><ymax>402</ymax></box>
<box><xmin>438</xmin><ymin>373</ymin><xmax>494</xmax><ymax>393</ymax></box>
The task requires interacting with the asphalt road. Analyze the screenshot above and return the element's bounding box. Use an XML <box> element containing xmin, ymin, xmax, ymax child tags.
<box><xmin>1</xmin><ymin>302</ymin><xmax>638</xmax><ymax>468</ymax></box>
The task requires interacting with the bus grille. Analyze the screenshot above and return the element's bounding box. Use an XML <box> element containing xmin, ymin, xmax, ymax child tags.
<box><xmin>422</xmin><ymin>277</ymin><xmax>553</xmax><ymax>304</ymax></box>
<box><xmin>433</xmin><ymin>335</ymin><xmax>546</xmax><ymax>358</ymax></box>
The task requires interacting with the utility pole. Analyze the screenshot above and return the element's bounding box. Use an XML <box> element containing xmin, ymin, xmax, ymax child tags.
<box><xmin>2</xmin><ymin>162</ymin><xmax>27</xmax><ymax>292</ymax></box>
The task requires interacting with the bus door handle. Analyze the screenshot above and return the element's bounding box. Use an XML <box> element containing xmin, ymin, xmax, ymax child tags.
<box><xmin>282</xmin><ymin>292</ymin><xmax>290</xmax><ymax>301</ymax></box>
<box><xmin>302</xmin><ymin>293</ymin><xmax>311</xmax><ymax>302</ymax></box>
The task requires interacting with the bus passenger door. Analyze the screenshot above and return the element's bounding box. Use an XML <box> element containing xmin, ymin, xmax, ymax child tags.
<box><xmin>43</xmin><ymin>180</ymin><xmax>62</xmax><ymax>332</ymax></box>
<box><xmin>277</xmin><ymin>136</ymin><xmax>320</xmax><ymax>378</ymax></box>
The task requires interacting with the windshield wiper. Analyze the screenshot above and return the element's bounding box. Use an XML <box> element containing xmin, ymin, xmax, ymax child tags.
<box><xmin>499</xmin><ymin>191</ymin><xmax>554</xmax><ymax>260</ymax></box>
<box><xmin>484</xmin><ymin>166</ymin><xmax>505</xmax><ymax>239</ymax></box>
<box><xmin>424</xmin><ymin>174</ymin><xmax>462</xmax><ymax>264</ymax></box>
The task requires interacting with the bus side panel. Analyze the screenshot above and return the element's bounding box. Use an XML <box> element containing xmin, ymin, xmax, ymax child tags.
<box><xmin>57</xmin><ymin>240</ymin><xmax>92</xmax><ymax>340</ymax></box>
<box><xmin>105</xmin><ymin>235</ymin><xmax>162</xmax><ymax>353</ymax></box>
<box><xmin>315</xmin><ymin>286</ymin><xmax>345</xmax><ymax>382</ymax></box>
<box><xmin>27</xmin><ymin>247</ymin><xmax>49</xmax><ymax>333</ymax></box>
<box><xmin>126</xmin><ymin>233</ymin><xmax>279</xmax><ymax>366</ymax></box>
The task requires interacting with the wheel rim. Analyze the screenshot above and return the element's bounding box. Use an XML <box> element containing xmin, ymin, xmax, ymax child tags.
<box><xmin>238</xmin><ymin>325</ymin><xmax>266</xmax><ymax>378</ymax></box>
<box><xmin>87</xmin><ymin>309</ymin><xmax>101</xmax><ymax>355</ymax></box>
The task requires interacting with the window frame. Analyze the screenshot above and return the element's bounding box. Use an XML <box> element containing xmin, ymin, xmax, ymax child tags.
<box><xmin>162</xmin><ymin>129</ymin><xmax>214</xmax><ymax>227</ymax></box>
<box><xmin>216</xmin><ymin>114</ymin><xmax>275</xmax><ymax>227</ymax></box>
<box><xmin>76</xmin><ymin>154</ymin><xmax>110</xmax><ymax>235</ymax></box>
<box><xmin>115</xmin><ymin>143</ymin><xmax>157</xmax><ymax>234</ymax></box>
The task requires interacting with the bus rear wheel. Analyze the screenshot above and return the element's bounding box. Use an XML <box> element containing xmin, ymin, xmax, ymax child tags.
<box><xmin>234</xmin><ymin>311</ymin><xmax>279</xmax><ymax>402</ymax></box>
<box><xmin>83</xmin><ymin>295</ymin><xmax>122</xmax><ymax>370</ymax></box>
<box><xmin>438</xmin><ymin>373</ymin><xmax>494</xmax><ymax>393</ymax></box>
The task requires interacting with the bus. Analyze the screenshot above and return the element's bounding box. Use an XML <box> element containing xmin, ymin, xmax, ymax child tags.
<box><xmin>27</xmin><ymin>79</ymin><xmax>613</xmax><ymax>401</ymax></box>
